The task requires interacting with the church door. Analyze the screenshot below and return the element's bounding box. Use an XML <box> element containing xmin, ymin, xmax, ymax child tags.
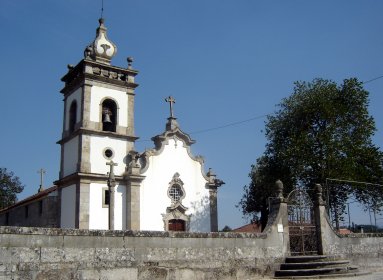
<box><xmin>168</xmin><ymin>219</ymin><xmax>185</xmax><ymax>231</ymax></box>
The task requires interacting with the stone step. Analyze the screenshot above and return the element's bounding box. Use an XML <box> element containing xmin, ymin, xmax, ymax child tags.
<box><xmin>280</xmin><ymin>260</ymin><xmax>350</xmax><ymax>270</ymax></box>
<box><xmin>285</xmin><ymin>255</ymin><xmax>343</xmax><ymax>263</ymax></box>
<box><xmin>274</xmin><ymin>270</ymin><xmax>371</xmax><ymax>279</ymax></box>
<box><xmin>274</xmin><ymin>266</ymin><xmax>357</xmax><ymax>277</ymax></box>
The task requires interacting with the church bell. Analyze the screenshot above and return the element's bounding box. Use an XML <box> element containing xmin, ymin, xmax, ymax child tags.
<box><xmin>102</xmin><ymin>109</ymin><xmax>112</xmax><ymax>123</ymax></box>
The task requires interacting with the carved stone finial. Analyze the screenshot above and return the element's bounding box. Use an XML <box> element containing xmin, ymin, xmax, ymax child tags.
<box><xmin>275</xmin><ymin>179</ymin><xmax>284</xmax><ymax>198</ymax></box>
<box><xmin>207</xmin><ymin>168</ymin><xmax>225</xmax><ymax>187</ymax></box>
<box><xmin>315</xmin><ymin>183</ymin><xmax>324</xmax><ymax>205</ymax></box>
<box><xmin>84</xmin><ymin>18</ymin><xmax>117</xmax><ymax>64</ymax></box>
<box><xmin>127</xmin><ymin>57</ymin><xmax>134</xmax><ymax>69</ymax></box>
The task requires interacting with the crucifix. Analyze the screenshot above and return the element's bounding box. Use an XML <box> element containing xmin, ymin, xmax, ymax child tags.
<box><xmin>165</xmin><ymin>96</ymin><xmax>176</xmax><ymax>118</ymax></box>
<box><xmin>37</xmin><ymin>168</ymin><xmax>46</xmax><ymax>192</ymax></box>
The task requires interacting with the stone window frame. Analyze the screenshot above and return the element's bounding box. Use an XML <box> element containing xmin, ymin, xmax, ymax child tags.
<box><xmin>167</xmin><ymin>173</ymin><xmax>186</xmax><ymax>205</ymax></box>
<box><xmin>103</xmin><ymin>147</ymin><xmax>115</xmax><ymax>160</ymax></box>
<box><xmin>99</xmin><ymin>97</ymin><xmax>119</xmax><ymax>132</ymax></box>
<box><xmin>102</xmin><ymin>187</ymin><xmax>110</xmax><ymax>208</ymax></box>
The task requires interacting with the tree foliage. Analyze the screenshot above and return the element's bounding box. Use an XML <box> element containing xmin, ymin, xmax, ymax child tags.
<box><xmin>239</xmin><ymin>78</ymin><xmax>383</xmax><ymax>227</ymax></box>
<box><xmin>0</xmin><ymin>168</ymin><xmax>24</xmax><ymax>209</ymax></box>
<box><xmin>220</xmin><ymin>225</ymin><xmax>232</xmax><ymax>232</ymax></box>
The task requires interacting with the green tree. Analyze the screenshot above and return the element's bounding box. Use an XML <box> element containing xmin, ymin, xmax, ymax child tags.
<box><xmin>221</xmin><ymin>225</ymin><xmax>232</xmax><ymax>232</ymax></box>
<box><xmin>238</xmin><ymin>155</ymin><xmax>294</xmax><ymax>229</ymax></box>
<box><xmin>0</xmin><ymin>168</ymin><xmax>24</xmax><ymax>209</ymax></box>
<box><xmin>239</xmin><ymin>78</ymin><xmax>383</xmax><ymax>228</ymax></box>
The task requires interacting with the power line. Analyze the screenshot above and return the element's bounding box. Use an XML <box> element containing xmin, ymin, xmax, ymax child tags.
<box><xmin>326</xmin><ymin>178</ymin><xmax>383</xmax><ymax>187</ymax></box>
<box><xmin>362</xmin><ymin>75</ymin><xmax>383</xmax><ymax>84</ymax></box>
<box><xmin>189</xmin><ymin>114</ymin><xmax>267</xmax><ymax>135</ymax></box>
<box><xmin>136</xmin><ymin>74</ymin><xmax>383</xmax><ymax>143</ymax></box>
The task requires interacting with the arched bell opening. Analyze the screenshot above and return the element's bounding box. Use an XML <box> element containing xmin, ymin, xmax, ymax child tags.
<box><xmin>101</xmin><ymin>99</ymin><xmax>117</xmax><ymax>132</ymax></box>
<box><xmin>69</xmin><ymin>101</ymin><xmax>77</xmax><ymax>133</ymax></box>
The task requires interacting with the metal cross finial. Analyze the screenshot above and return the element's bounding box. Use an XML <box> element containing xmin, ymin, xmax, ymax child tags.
<box><xmin>37</xmin><ymin>168</ymin><xmax>46</xmax><ymax>192</ymax></box>
<box><xmin>165</xmin><ymin>96</ymin><xmax>176</xmax><ymax>118</ymax></box>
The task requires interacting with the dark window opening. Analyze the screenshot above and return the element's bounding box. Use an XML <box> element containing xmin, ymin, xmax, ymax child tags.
<box><xmin>168</xmin><ymin>219</ymin><xmax>185</xmax><ymax>231</ymax></box>
<box><xmin>39</xmin><ymin>200</ymin><xmax>43</xmax><ymax>216</ymax></box>
<box><xmin>104</xmin><ymin>189</ymin><xmax>110</xmax><ymax>205</ymax></box>
<box><xmin>25</xmin><ymin>206</ymin><xmax>29</xmax><ymax>218</ymax></box>
<box><xmin>104</xmin><ymin>149</ymin><xmax>113</xmax><ymax>159</ymax></box>
<box><xmin>69</xmin><ymin>101</ymin><xmax>77</xmax><ymax>133</ymax></box>
<box><xmin>5</xmin><ymin>212</ymin><xmax>9</xmax><ymax>226</ymax></box>
<box><xmin>102</xmin><ymin>99</ymin><xmax>117</xmax><ymax>132</ymax></box>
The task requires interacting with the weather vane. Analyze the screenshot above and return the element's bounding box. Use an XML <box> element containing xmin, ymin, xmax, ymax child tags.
<box><xmin>101</xmin><ymin>0</ymin><xmax>104</xmax><ymax>18</ymax></box>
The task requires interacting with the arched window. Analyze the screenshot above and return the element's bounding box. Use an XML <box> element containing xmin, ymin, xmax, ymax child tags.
<box><xmin>101</xmin><ymin>99</ymin><xmax>117</xmax><ymax>132</ymax></box>
<box><xmin>69</xmin><ymin>101</ymin><xmax>77</xmax><ymax>133</ymax></box>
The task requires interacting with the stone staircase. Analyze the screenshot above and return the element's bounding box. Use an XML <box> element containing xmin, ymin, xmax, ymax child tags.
<box><xmin>274</xmin><ymin>255</ymin><xmax>370</xmax><ymax>279</ymax></box>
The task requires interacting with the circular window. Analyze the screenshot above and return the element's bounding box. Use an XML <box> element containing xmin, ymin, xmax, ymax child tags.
<box><xmin>103</xmin><ymin>148</ymin><xmax>114</xmax><ymax>159</ymax></box>
<box><xmin>169</xmin><ymin>185</ymin><xmax>183</xmax><ymax>202</ymax></box>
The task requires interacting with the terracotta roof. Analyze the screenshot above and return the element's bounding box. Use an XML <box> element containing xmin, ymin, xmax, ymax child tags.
<box><xmin>337</xmin><ymin>228</ymin><xmax>353</xmax><ymax>234</ymax></box>
<box><xmin>0</xmin><ymin>185</ymin><xmax>58</xmax><ymax>213</ymax></box>
<box><xmin>232</xmin><ymin>222</ymin><xmax>262</xmax><ymax>233</ymax></box>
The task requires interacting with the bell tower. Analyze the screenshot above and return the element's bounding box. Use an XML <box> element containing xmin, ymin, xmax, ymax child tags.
<box><xmin>57</xmin><ymin>18</ymin><xmax>140</xmax><ymax>229</ymax></box>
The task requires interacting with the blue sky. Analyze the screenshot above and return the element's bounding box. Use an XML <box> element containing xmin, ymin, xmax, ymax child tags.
<box><xmin>1</xmin><ymin>1</ymin><xmax>382</xmax><ymax>229</ymax></box>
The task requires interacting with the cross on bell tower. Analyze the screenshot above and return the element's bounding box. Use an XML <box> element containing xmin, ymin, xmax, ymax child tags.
<box><xmin>57</xmin><ymin>17</ymin><xmax>140</xmax><ymax>230</ymax></box>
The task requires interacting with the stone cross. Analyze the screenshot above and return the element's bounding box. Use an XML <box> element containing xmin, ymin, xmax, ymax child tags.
<box><xmin>106</xmin><ymin>160</ymin><xmax>118</xmax><ymax>183</ymax></box>
<box><xmin>165</xmin><ymin>96</ymin><xmax>176</xmax><ymax>118</ymax></box>
<box><xmin>37</xmin><ymin>168</ymin><xmax>46</xmax><ymax>192</ymax></box>
<box><xmin>106</xmin><ymin>160</ymin><xmax>118</xmax><ymax>230</ymax></box>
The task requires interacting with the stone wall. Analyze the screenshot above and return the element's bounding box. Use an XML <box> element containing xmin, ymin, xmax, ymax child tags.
<box><xmin>0</xmin><ymin>195</ymin><xmax>58</xmax><ymax>228</ymax></box>
<box><xmin>0</xmin><ymin>226</ymin><xmax>286</xmax><ymax>280</ymax></box>
<box><xmin>317</xmin><ymin>205</ymin><xmax>383</xmax><ymax>272</ymax></box>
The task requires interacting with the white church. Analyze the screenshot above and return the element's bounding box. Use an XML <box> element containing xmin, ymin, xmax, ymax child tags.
<box><xmin>0</xmin><ymin>18</ymin><xmax>224</xmax><ymax>232</ymax></box>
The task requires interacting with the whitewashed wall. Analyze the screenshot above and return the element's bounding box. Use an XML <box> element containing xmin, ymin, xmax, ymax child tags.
<box><xmin>89</xmin><ymin>183</ymin><xmax>126</xmax><ymax>230</ymax></box>
<box><xmin>64</xmin><ymin>88</ymin><xmax>82</xmax><ymax>131</ymax></box>
<box><xmin>140</xmin><ymin>138</ymin><xmax>210</xmax><ymax>232</ymax></box>
<box><xmin>62</xmin><ymin>136</ymin><xmax>79</xmax><ymax>177</ymax></box>
<box><xmin>115</xmin><ymin>184</ymin><xmax>126</xmax><ymax>230</ymax></box>
<box><xmin>89</xmin><ymin>136</ymin><xmax>127</xmax><ymax>175</ymax></box>
<box><xmin>60</xmin><ymin>185</ymin><xmax>76</xmax><ymax>228</ymax></box>
<box><xmin>89</xmin><ymin>86</ymin><xmax>128</xmax><ymax>127</ymax></box>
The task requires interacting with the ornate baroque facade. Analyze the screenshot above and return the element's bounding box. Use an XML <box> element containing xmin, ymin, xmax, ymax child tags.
<box><xmin>0</xmin><ymin>18</ymin><xmax>224</xmax><ymax>232</ymax></box>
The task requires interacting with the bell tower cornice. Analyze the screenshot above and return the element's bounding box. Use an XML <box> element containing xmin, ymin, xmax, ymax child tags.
<box><xmin>60</xmin><ymin>59</ymin><xmax>138</xmax><ymax>96</ymax></box>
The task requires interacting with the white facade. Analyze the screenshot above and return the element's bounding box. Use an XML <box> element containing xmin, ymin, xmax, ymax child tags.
<box><xmin>62</xmin><ymin>136</ymin><xmax>79</xmax><ymax>177</ymax></box>
<box><xmin>140</xmin><ymin>138</ymin><xmax>210</xmax><ymax>231</ymax></box>
<box><xmin>56</xmin><ymin>19</ymin><xmax>223</xmax><ymax>232</ymax></box>
<box><xmin>89</xmin><ymin>135</ymin><xmax>127</xmax><ymax>175</ymax></box>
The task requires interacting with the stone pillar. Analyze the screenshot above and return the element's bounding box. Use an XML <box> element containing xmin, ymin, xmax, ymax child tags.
<box><xmin>206</xmin><ymin>168</ymin><xmax>225</xmax><ymax>232</ymax></box>
<box><xmin>209</xmin><ymin>188</ymin><xmax>218</xmax><ymax>232</ymax></box>
<box><xmin>107</xmin><ymin>160</ymin><xmax>118</xmax><ymax>230</ymax></box>
<box><xmin>108</xmin><ymin>182</ymin><xmax>116</xmax><ymax>230</ymax></box>
<box><xmin>75</xmin><ymin>180</ymin><xmax>90</xmax><ymax>229</ymax></box>
<box><xmin>314</xmin><ymin>183</ymin><xmax>327</xmax><ymax>255</ymax></box>
<box><xmin>125</xmin><ymin>152</ymin><xmax>145</xmax><ymax>230</ymax></box>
